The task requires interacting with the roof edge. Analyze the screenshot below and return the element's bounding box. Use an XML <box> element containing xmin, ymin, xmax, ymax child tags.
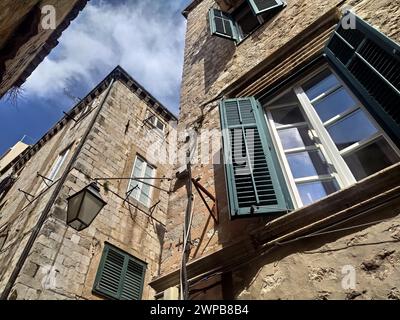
<box><xmin>9</xmin><ymin>0</ymin><xmax>89</xmax><ymax>92</ymax></box>
<box><xmin>2</xmin><ymin>65</ymin><xmax>177</xmax><ymax>175</ymax></box>
<box><xmin>182</xmin><ymin>0</ymin><xmax>204</xmax><ymax>18</ymax></box>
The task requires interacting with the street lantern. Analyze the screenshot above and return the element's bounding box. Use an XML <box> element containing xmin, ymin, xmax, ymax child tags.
<box><xmin>66</xmin><ymin>182</ymin><xmax>107</xmax><ymax>231</ymax></box>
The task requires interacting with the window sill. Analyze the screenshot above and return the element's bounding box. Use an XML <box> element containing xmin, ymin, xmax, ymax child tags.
<box><xmin>149</xmin><ymin>162</ymin><xmax>400</xmax><ymax>292</ymax></box>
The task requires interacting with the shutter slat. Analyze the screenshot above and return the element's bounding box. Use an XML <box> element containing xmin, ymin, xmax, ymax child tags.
<box><xmin>93</xmin><ymin>244</ymin><xmax>146</xmax><ymax>300</ymax></box>
<box><xmin>120</xmin><ymin>258</ymin><xmax>145</xmax><ymax>300</ymax></box>
<box><xmin>220</xmin><ymin>97</ymin><xmax>293</xmax><ymax>218</ymax></box>
<box><xmin>325</xmin><ymin>12</ymin><xmax>400</xmax><ymax>145</ymax></box>
<box><xmin>208</xmin><ymin>9</ymin><xmax>238</xmax><ymax>42</ymax></box>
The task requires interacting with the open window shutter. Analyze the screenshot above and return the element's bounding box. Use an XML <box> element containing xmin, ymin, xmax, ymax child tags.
<box><xmin>325</xmin><ymin>12</ymin><xmax>400</xmax><ymax>146</ymax></box>
<box><xmin>247</xmin><ymin>0</ymin><xmax>285</xmax><ymax>15</ymax></box>
<box><xmin>93</xmin><ymin>245</ymin><xmax>125</xmax><ymax>299</ymax></box>
<box><xmin>120</xmin><ymin>257</ymin><xmax>146</xmax><ymax>300</ymax></box>
<box><xmin>220</xmin><ymin>97</ymin><xmax>293</xmax><ymax>218</ymax></box>
<box><xmin>208</xmin><ymin>8</ymin><xmax>238</xmax><ymax>41</ymax></box>
<box><xmin>93</xmin><ymin>244</ymin><xmax>146</xmax><ymax>300</ymax></box>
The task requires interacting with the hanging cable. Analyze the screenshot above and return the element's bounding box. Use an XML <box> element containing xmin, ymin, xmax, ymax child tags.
<box><xmin>180</xmin><ymin>193</ymin><xmax>195</xmax><ymax>300</ymax></box>
<box><xmin>179</xmin><ymin>131</ymin><xmax>198</xmax><ymax>300</ymax></box>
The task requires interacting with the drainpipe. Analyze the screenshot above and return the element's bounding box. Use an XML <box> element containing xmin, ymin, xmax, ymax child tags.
<box><xmin>0</xmin><ymin>78</ymin><xmax>115</xmax><ymax>300</ymax></box>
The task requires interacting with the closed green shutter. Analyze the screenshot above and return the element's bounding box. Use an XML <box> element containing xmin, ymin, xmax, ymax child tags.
<box><xmin>325</xmin><ymin>12</ymin><xmax>400</xmax><ymax>146</ymax></box>
<box><xmin>93</xmin><ymin>243</ymin><xmax>146</xmax><ymax>300</ymax></box>
<box><xmin>247</xmin><ymin>0</ymin><xmax>285</xmax><ymax>15</ymax></box>
<box><xmin>208</xmin><ymin>8</ymin><xmax>238</xmax><ymax>41</ymax></box>
<box><xmin>219</xmin><ymin>97</ymin><xmax>293</xmax><ymax>218</ymax></box>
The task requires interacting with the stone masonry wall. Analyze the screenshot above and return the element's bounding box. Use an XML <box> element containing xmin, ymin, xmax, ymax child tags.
<box><xmin>0</xmin><ymin>0</ymin><xmax>85</xmax><ymax>97</ymax></box>
<box><xmin>0</xmin><ymin>79</ymin><xmax>174</xmax><ymax>299</ymax></box>
<box><xmin>0</xmin><ymin>92</ymin><xmax>100</xmax><ymax>298</ymax></box>
<box><xmin>161</xmin><ymin>0</ymin><xmax>400</xmax><ymax>299</ymax></box>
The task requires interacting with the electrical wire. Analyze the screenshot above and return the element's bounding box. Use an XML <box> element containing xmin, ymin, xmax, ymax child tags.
<box><xmin>187</xmin><ymin>206</ymin><xmax>400</xmax><ymax>291</ymax></box>
<box><xmin>180</xmin><ymin>193</ymin><xmax>195</xmax><ymax>300</ymax></box>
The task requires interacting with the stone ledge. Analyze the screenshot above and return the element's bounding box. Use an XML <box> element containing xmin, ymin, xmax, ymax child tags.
<box><xmin>149</xmin><ymin>163</ymin><xmax>400</xmax><ymax>292</ymax></box>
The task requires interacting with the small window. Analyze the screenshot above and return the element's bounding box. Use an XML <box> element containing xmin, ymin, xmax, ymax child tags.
<box><xmin>146</xmin><ymin>111</ymin><xmax>165</xmax><ymax>133</ymax></box>
<box><xmin>209</xmin><ymin>0</ymin><xmax>285</xmax><ymax>43</ymax></box>
<box><xmin>127</xmin><ymin>156</ymin><xmax>156</xmax><ymax>207</ymax></box>
<box><xmin>47</xmin><ymin>148</ymin><xmax>70</xmax><ymax>182</ymax></box>
<box><xmin>93</xmin><ymin>243</ymin><xmax>146</xmax><ymax>300</ymax></box>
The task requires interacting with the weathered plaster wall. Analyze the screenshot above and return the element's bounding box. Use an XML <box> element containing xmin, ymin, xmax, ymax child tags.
<box><xmin>0</xmin><ymin>80</ymin><xmax>174</xmax><ymax>300</ymax></box>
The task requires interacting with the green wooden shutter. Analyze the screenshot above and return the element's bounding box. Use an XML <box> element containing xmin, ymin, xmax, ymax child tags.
<box><xmin>219</xmin><ymin>97</ymin><xmax>293</xmax><ymax>218</ymax></box>
<box><xmin>208</xmin><ymin>8</ymin><xmax>238</xmax><ymax>41</ymax></box>
<box><xmin>325</xmin><ymin>11</ymin><xmax>400</xmax><ymax>146</ymax></box>
<box><xmin>247</xmin><ymin>0</ymin><xmax>285</xmax><ymax>15</ymax></box>
<box><xmin>93</xmin><ymin>244</ymin><xmax>146</xmax><ymax>300</ymax></box>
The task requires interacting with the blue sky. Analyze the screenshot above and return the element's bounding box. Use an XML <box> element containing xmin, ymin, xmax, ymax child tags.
<box><xmin>0</xmin><ymin>0</ymin><xmax>191</xmax><ymax>155</ymax></box>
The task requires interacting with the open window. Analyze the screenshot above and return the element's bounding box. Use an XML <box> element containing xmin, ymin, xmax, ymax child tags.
<box><xmin>219</xmin><ymin>12</ymin><xmax>400</xmax><ymax>216</ymax></box>
<box><xmin>262</xmin><ymin>67</ymin><xmax>400</xmax><ymax>208</ymax></box>
<box><xmin>127</xmin><ymin>155</ymin><xmax>156</xmax><ymax>207</ymax></box>
<box><xmin>209</xmin><ymin>0</ymin><xmax>285</xmax><ymax>43</ymax></box>
<box><xmin>145</xmin><ymin>110</ymin><xmax>165</xmax><ymax>134</ymax></box>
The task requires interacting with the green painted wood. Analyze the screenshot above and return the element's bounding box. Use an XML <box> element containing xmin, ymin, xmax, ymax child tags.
<box><xmin>93</xmin><ymin>243</ymin><xmax>147</xmax><ymax>300</ymax></box>
<box><xmin>247</xmin><ymin>0</ymin><xmax>284</xmax><ymax>15</ymax></box>
<box><xmin>219</xmin><ymin>97</ymin><xmax>293</xmax><ymax>218</ymax></box>
<box><xmin>208</xmin><ymin>8</ymin><xmax>238</xmax><ymax>41</ymax></box>
<box><xmin>325</xmin><ymin>11</ymin><xmax>400</xmax><ymax>146</ymax></box>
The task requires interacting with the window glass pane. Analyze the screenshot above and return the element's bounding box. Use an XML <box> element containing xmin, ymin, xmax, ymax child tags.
<box><xmin>270</xmin><ymin>106</ymin><xmax>305</xmax><ymax>127</ymax></box>
<box><xmin>264</xmin><ymin>89</ymin><xmax>298</xmax><ymax>107</ymax></box>
<box><xmin>232</xmin><ymin>1</ymin><xmax>260</xmax><ymax>38</ymax></box>
<box><xmin>304</xmin><ymin>71</ymin><xmax>340</xmax><ymax>101</ymax></box>
<box><xmin>313</xmin><ymin>88</ymin><xmax>357</xmax><ymax>122</ymax></box>
<box><xmin>48</xmin><ymin>149</ymin><xmax>69</xmax><ymax>181</ymax></box>
<box><xmin>277</xmin><ymin>126</ymin><xmax>314</xmax><ymax>150</ymax></box>
<box><xmin>139</xmin><ymin>184</ymin><xmax>151</xmax><ymax>204</ymax></box>
<box><xmin>297</xmin><ymin>180</ymin><xmax>339</xmax><ymax>206</ymax></box>
<box><xmin>156</xmin><ymin>120</ymin><xmax>164</xmax><ymax>131</ymax></box>
<box><xmin>286</xmin><ymin>150</ymin><xmax>330</xmax><ymax>179</ymax></box>
<box><xmin>344</xmin><ymin>138</ymin><xmax>400</xmax><ymax>181</ymax></box>
<box><xmin>327</xmin><ymin>110</ymin><xmax>378</xmax><ymax>150</ymax></box>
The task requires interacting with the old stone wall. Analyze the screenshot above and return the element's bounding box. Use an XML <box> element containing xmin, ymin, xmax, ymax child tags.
<box><xmin>0</xmin><ymin>0</ymin><xmax>86</xmax><ymax>97</ymax></box>
<box><xmin>161</xmin><ymin>0</ymin><xmax>400</xmax><ymax>299</ymax></box>
<box><xmin>0</xmin><ymin>79</ymin><xmax>174</xmax><ymax>299</ymax></box>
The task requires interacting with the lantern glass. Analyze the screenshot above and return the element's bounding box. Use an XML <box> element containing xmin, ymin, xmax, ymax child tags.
<box><xmin>66</xmin><ymin>183</ymin><xmax>106</xmax><ymax>231</ymax></box>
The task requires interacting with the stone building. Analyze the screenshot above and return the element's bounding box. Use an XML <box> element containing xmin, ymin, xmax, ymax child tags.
<box><xmin>0</xmin><ymin>0</ymin><xmax>88</xmax><ymax>98</ymax></box>
<box><xmin>0</xmin><ymin>66</ymin><xmax>177</xmax><ymax>300</ymax></box>
<box><xmin>150</xmin><ymin>0</ymin><xmax>400</xmax><ymax>300</ymax></box>
<box><xmin>1</xmin><ymin>0</ymin><xmax>400</xmax><ymax>301</ymax></box>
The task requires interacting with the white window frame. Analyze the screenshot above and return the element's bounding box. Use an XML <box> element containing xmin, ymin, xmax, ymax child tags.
<box><xmin>146</xmin><ymin>111</ymin><xmax>165</xmax><ymax>134</ymax></box>
<box><xmin>127</xmin><ymin>156</ymin><xmax>156</xmax><ymax>207</ymax></box>
<box><xmin>47</xmin><ymin>148</ymin><xmax>70</xmax><ymax>183</ymax></box>
<box><xmin>264</xmin><ymin>65</ymin><xmax>400</xmax><ymax>208</ymax></box>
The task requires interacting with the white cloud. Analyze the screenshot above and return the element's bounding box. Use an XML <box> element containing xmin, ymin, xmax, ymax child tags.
<box><xmin>24</xmin><ymin>0</ymin><xmax>189</xmax><ymax>113</ymax></box>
